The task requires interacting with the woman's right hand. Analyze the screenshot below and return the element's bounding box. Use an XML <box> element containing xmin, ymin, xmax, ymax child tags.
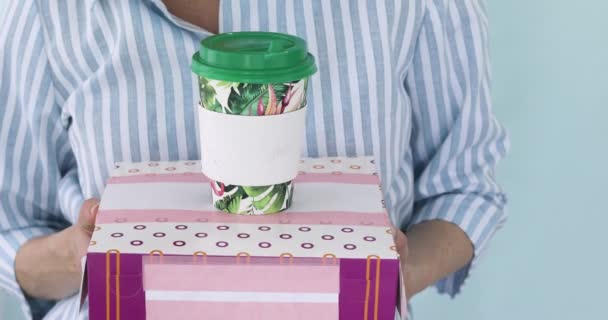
<box><xmin>15</xmin><ymin>199</ymin><xmax>99</xmax><ymax>300</ymax></box>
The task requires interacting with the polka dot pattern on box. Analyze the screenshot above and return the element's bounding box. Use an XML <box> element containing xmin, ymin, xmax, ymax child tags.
<box><xmin>113</xmin><ymin>157</ymin><xmax>377</xmax><ymax>177</ymax></box>
<box><xmin>258</xmin><ymin>242</ymin><xmax>272</xmax><ymax>248</ymax></box>
<box><xmin>89</xmin><ymin>222</ymin><xmax>397</xmax><ymax>260</ymax></box>
<box><xmin>299</xmin><ymin>156</ymin><xmax>376</xmax><ymax>174</ymax></box>
<box><xmin>301</xmin><ymin>243</ymin><xmax>314</xmax><ymax>249</ymax></box>
<box><xmin>111</xmin><ymin>157</ymin><xmax>377</xmax><ymax>178</ymax></box>
<box><xmin>112</xmin><ymin>161</ymin><xmax>202</xmax><ymax>176</ymax></box>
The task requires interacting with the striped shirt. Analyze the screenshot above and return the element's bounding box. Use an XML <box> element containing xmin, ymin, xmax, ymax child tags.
<box><xmin>0</xmin><ymin>0</ymin><xmax>509</xmax><ymax>319</ymax></box>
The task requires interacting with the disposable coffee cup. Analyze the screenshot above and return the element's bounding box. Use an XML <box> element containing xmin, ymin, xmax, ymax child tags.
<box><xmin>191</xmin><ymin>32</ymin><xmax>317</xmax><ymax>214</ymax></box>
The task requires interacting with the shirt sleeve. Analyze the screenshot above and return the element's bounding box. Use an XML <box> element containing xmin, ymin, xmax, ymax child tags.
<box><xmin>0</xmin><ymin>1</ymin><xmax>83</xmax><ymax>319</ymax></box>
<box><xmin>404</xmin><ymin>0</ymin><xmax>510</xmax><ymax>297</ymax></box>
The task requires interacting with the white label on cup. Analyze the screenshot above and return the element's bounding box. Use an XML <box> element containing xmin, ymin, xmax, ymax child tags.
<box><xmin>198</xmin><ymin>106</ymin><xmax>306</xmax><ymax>186</ymax></box>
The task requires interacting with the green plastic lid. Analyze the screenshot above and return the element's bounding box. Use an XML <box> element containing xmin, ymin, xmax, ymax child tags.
<box><xmin>191</xmin><ymin>32</ymin><xmax>317</xmax><ymax>83</ymax></box>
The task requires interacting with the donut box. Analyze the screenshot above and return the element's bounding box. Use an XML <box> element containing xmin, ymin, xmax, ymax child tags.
<box><xmin>82</xmin><ymin>157</ymin><xmax>406</xmax><ymax>320</ymax></box>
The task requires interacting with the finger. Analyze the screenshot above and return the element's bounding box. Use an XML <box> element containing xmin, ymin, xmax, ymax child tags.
<box><xmin>78</xmin><ymin>198</ymin><xmax>100</xmax><ymax>232</ymax></box>
<box><xmin>391</xmin><ymin>226</ymin><xmax>403</xmax><ymax>243</ymax></box>
<box><xmin>395</xmin><ymin>228</ymin><xmax>407</xmax><ymax>245</ymax></box>
<box><xmin>391</xmin><ymin>225</ymin><xmax>408</xmax><ymax>254</ymax></box>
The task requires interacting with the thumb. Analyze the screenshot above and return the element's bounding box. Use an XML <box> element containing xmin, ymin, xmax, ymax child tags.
<box><xmin>391</xmin><ymin>226</ymin><xmax>408</xmax><ymax>257</ymax></box>
<box><xmin>77</xmin><ymin>198</ymin><xmax>100</xmax><ymax>233</ymax></box>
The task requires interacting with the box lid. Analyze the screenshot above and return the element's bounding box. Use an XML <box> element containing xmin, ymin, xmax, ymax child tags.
<box><xmin>88</xmin><ymin>157</ymin><xmax>398</xmax><ymax>261</ymax></box>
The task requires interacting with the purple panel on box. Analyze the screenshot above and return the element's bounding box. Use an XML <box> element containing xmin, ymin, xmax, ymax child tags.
<box><xmin>87</xmin><ymin>253</ymin><xmax>398</xmax><ymax>320</ymax></box>
<box><xmin>88</xmin><ymin>253</ymin><xmax>146</xmax><ymax>320</ymax></box>
<box><xmin>339</xmin><ymin>258</ymin><xmax>399</xmax><ymax>320</ymax></box>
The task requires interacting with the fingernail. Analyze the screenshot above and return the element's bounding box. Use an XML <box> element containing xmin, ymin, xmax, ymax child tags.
<box><xmin>90</xmin><ymin>203</ymin><xmax>100</xmax><ymax>216</ymax></box>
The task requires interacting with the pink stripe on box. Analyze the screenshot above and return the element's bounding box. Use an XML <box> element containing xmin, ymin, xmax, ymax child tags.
<box><xmin>142</xmin><ymin>255</ymin><xmax>335</xmax><ymax>266</ymax></box>
<box><xmin>295</xmin><ymin>173</ymin><xmax>379</xmax><ymax>184</ymax></box>
<box><xmin>107</xmin><ymin>173</ymin><xmax>208</xmax><ymax>184</ymax></box>
<box><xmin>96</xmin><ymin>209</ymin><xmax>390</xmax><ymax>226</ymax></box>
<box><xmin>146</xmin><ymin>301</ymin><xmax>338</xmax><ymax>320</ymax></box>
<box><xmin>107</xmin><ymin>172</ymin><xmax>379</xmax><ymax>185</ymax></box>
<box><xmin>143</xmin><ymin>263</ymin><xmax>339</xmax><ymax>292</ymax></box>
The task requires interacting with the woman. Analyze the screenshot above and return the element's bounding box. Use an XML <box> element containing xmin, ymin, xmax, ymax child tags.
<box><xmin>0</xmin><ymin>0</ymin><xmax>508</xmax><ymax>319</ymax></box>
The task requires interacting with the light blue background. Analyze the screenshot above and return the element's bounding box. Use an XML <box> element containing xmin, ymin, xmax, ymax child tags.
<box><xmin>1</xmin><ymin>1</ymin><xmax>606</xmax><ymax>319</ymax></box>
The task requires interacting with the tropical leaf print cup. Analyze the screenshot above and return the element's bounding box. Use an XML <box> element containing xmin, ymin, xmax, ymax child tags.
<box><xmin>191</xmin><ymin>32</ymin><xmax>316</xmax><ymax>214</ymax></box>
<box><xmin>200</xmin><ymin>78</ymin><xmax>307</xmax><ymax>214</ymax></box>
<box><xmin>198</xmin><ymin>78</ymin><xmax>308</xmax><ymax>116</ymax></box>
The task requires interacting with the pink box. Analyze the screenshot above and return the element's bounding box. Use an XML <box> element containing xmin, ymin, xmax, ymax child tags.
<box><xmin>84</xmin><ymin>157</ymin><xmax>406</xmax><ymax>319</ymax></box>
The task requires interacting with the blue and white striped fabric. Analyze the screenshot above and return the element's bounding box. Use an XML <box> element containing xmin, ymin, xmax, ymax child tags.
<box><xmin>0</xmin><ymin>0</ymin><xmax>509</xmax><ymax>319</ymax></box>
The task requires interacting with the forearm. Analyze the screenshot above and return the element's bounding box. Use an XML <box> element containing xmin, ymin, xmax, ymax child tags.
<box><xmin>15</xmin><ymin>226</ymin><xmax>81</xmax><ymax>300</ymax></box>
<box><xmin>403</xmin><ymin>220</ymin><xmax>474</xmax><ymax>298</ymax></box>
